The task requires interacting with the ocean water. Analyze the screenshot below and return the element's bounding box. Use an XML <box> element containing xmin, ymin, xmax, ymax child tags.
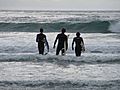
<box><xmin>0</xmin><ymin>10</ymin><xmax>120</xmax><ymax>90</ymax></box>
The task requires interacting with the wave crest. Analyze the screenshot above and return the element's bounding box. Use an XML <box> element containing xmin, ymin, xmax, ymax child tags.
<box><xmin>0</xmin><ymin>21</ymin><xmax>113</xmax><ymax>33</ymax></box>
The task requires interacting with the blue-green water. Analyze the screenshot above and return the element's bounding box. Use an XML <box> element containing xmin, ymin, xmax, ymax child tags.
<box><xmin>0</xmin><ymin>10</ymin><xmax>120</xmax><ymax>33</ymax></box>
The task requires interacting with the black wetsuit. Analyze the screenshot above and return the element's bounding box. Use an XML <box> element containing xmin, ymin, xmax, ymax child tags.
<box><xmin>55</xmin><ymin>33</ymin><xmax>68</xmax><ymax>55</ymax></box>
<box><xmin>72</xmin><ymin>37</ymin><xmax>84</xmax><ymax>56</ymax></box>
<box><xmin>36</xmin><ymin>33</ymin><xmax>46</xmax><ymax>54</ymax></box>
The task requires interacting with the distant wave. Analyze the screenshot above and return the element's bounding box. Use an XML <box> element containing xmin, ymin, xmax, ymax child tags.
<box><xmin>0</xmin><ymin>10</ymin><xmax>120</xmax><ymax>33</ymax></box>
<box><xmin>0</xmin><ymin>21</ymin><xmax>119</xmax><ymax>33</ymax></box>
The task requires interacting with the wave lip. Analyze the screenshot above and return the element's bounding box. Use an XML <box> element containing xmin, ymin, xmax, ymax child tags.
<box><xmin>109</xmin><ymin>21</ymin><xmax>120</xmax><ymax>33</ymax></box>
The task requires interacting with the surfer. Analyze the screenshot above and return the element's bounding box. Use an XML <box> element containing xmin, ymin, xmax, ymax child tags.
<box><xmin>53</xmin><ymin>28</ymin><xmax>68</xmax><ymax>55</ymax></box>
<box><xmin>36</xmin><ymin>28</ymin><xmax>49</xmax><ymax>55</ymax></box>
<box><xmin>72</xmin><ymin>32</ymin><xmax>85</xmax><ymax>56</ymax></box>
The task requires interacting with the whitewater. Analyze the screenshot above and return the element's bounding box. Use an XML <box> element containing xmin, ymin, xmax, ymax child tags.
<box><xmin>0</xmin><ymin>10</ymin><xmax>120</xmax><ymax>90</ymax></box>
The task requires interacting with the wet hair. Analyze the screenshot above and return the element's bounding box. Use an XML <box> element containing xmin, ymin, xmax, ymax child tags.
<box><xmin>61</xmin><ymin>28</ymin><xmax>66</xmax><ymax>33</ymax></box>
<box><xmin>76</xmin><ymin>32</ymin><xmax>80</xmax><ymax>37</ymax></box>
<box><xmin>40</xmin><ymin>28</ymin><xmax>43</xmax><ymax>32</ymax></box>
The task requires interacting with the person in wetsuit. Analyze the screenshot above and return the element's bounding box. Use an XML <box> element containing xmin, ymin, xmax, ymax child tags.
<box><xmin>72</xmin><ymin>32</ymin><xmax>85</xmax><ymax>56</ymax></box>
<box><xmin>53</xmin><ymin>28</ymin><xmax>68</xmax><ymax>55</ymax></box>
<box><xmin>36</xmin><ymin>28</ymin><xmax>49</xmax><ymax>55</ymax></box>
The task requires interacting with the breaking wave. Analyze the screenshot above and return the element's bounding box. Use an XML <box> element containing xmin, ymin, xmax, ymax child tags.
<box><xmin>0</xmin><ymin>21</ymin><xmax>120</xmax><ymax>33</ymax></box>
<box><xmin>0</xmin><ymin>53</ymin><xmax>120</xmax><ymax>64</ymax></box>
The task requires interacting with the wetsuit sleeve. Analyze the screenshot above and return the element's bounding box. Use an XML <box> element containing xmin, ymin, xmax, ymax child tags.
<box><xmin>53</xmin><ymin>34</ymin><xmax>59</xmax><ymax>48</ymax></box>
<box><xmin>81</xmin><ymin>37</ymin><xmax>84</xmax><ymax>45</ymax></box>
<box><xmin>66</xmin><ymin>36</ymin><xmax>68</xmax><ymax>50</ymax></box>
<box><xmin>36</xmin><ymin>34</ymin><xmax>39</xmax><ymax>42</ymax></box>
<box><xmin>72</xmin><ymin>38</ymin><xmax>75</xmax><ymax>50</ymax></box>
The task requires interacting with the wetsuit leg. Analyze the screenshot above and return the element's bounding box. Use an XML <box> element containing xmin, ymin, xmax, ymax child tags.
<box><xmin>38</xmin><ymin>43</ymin><xmax>44</xmax><ymax>55</ymax></box>
<box><xmin>56</xmin><ymin>46</ymin><xmax>62</xmax><ymax>55</ymax></box>
<box><xmin>75</xmin><ymin>46</ymin><xmax>82</xmax><ymax>56</ymax></box>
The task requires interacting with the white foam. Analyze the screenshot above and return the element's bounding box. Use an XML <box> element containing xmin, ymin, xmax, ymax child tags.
<box><xmin>109</xmin><ymin>21</ymin><xmax>120</xmax><ymax>32</ymax></box>
<box><xmin>0</xmin><ymin>32</ymin><xmax>120</xmax><ymax>54</ymax></box>
<box><xmin>0</xmin><ymin>60</ymin><xmax>120</xmax><ymax>81</ymax></box>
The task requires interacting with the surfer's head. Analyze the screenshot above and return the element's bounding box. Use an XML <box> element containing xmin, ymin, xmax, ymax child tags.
<box><xmin>61</xmin><ymin>28</ymin><xmax>66</xmax><ymax>33</ymax></box>
<box><xmin>40</xmin><ymin>28</ymin><xmax>43</xmax><ymax>33</ymax></box>
<box><xmin>76</xmin><ymin>32</ymin><xmax>80</xmax><ymax>37</ymax></box>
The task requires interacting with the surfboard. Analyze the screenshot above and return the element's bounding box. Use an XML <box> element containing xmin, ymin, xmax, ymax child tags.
<box><xmin>44</xmin><ymin>39</ymin><xmax>49</xmax><ymax>55</ymax></box>
<box><xmin>81</xmin><ymin>41</ymin><xmax>85</xmax><ymax>52</ymax></box>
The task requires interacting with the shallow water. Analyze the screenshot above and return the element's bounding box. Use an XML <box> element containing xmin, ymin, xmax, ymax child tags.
<box><xmin>0</xmin><ymin>61</ymin><xmax>120</xmax><ymax>90</ymax></box>
<box><xmin>0</xmin><ymin>32</ymin><xmax>120</xmax><ymax>89</ymax></box>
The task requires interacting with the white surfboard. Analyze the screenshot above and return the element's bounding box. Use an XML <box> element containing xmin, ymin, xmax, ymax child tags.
<box><xmin>44</xmin><ymin>39</ymin><xmax>49</xmax><ymax>55</ymax></box>
<box><xmin>81</xmin><ymin>41</ymin><xmax>85</xmax><ymax>52</ymax></box>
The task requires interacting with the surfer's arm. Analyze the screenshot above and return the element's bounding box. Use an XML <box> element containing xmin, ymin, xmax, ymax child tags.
<box><xmin>81</xmin><ymin>38</ymin><xmax>84</xmax><ymax>44</ymax></box>
<box><xmin>66</xmin><ymin>40</ymin><xmax>68</xmax><ymax>50</ymax></box>
<box><xmin>72</xmin><ymin>38</ymin><xmax>75</xmax><ymax>50</ymax></box>
<box><xmin>36</xmin><ymin>34</ymin><xmax>39</xmax><ymax>42</ymax></box>
<box><xmin>53</xmin><ymin>35</ymin><xmax>58</xmax><ymax>48</ymax></box>
<box><xmin>65</xmin><ymin>36</ymin><xmax>68</xmax><ymax>50</ymax></box>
